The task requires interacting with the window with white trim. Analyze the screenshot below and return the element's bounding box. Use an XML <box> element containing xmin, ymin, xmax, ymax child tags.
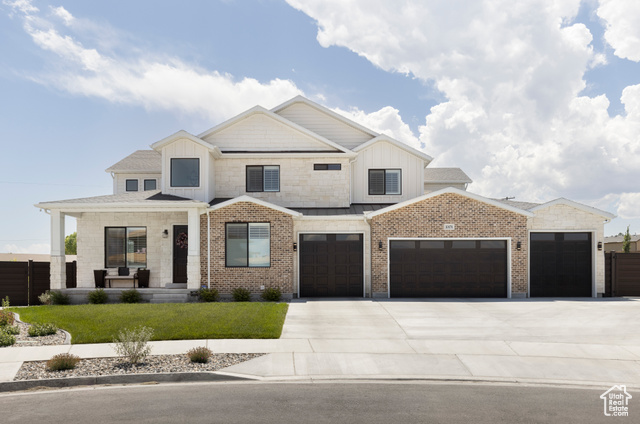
<box><xmin>225</xmin><ymin>223</ymin><xmax>270</xmax><ymax>267</ymax></box>
<box><xmin>246</xmin><ymin>166</ymin><xmax>279</xmax><ymax>192</ymax></box>
<box><xmin>125</xmin><ymin>179</ymin><xmax>138</xmax><ymax>192</ymax></box>
<box><xmin>368</xmin><ymin>169</ymin><xmax>401</xmax><ymax>195</ymax></box>
<box><xmin>171</xmin><ymin>158</ymin><xmax>199</xmax><ymax>187</ymax></box>
<box><xmin>143</xmin><ymin>179</ymin><xmax>157</xmax><ymax>191</ymax></box>
<box><xmin>105</xmin><ymin>227</ymin><xmax>147</xmax><ymax>268</ymax></box>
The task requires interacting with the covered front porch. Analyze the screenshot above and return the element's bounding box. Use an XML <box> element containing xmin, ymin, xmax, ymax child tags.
<box><xmin>36</xmin><ymin>190</ymin><xmax>210</xmax><ymax>292</ymax></box>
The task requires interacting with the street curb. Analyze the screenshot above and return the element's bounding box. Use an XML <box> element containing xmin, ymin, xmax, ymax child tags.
<box><xmin>0</xmin><ymin>372</ymin><xmax>254</xmax><ymax>393</ymax></box>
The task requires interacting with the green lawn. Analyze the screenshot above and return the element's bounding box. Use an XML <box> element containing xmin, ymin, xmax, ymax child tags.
<box><xmin>9</xmin><ymin>303</ymin><xmax>288</xmax><ymax>344</ymax></box>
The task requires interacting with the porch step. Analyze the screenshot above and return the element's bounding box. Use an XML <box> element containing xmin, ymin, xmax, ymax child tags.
<box><xmin>150</xmin><ymin>293</ymin><xmax>189</xmax><ymax>304</ymax></box>
<box><xmin>164</xmin><ymin>283</ymin><xmax>187</xmax><ymax>289</ymax></box>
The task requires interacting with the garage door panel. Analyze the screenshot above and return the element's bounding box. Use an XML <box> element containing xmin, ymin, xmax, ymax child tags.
<box><xmin>299</xmin><ymin>234</ymin><xmax>363</xmax><ymax>297</ymax></box>
<box><xmin>530</xmin><ymin>232</ymin><xmax>591</xmax><ymax>297</ymax></box>
<box><xmin>390</xmin><ymin>239</ymin><xmax>507</xmax><ymax>298</ymax></box>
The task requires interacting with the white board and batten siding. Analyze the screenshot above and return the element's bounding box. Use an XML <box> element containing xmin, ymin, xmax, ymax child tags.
<box><xmin>276</xmin><ymin>102</ymin><xmax>373</xmax><ymax>150</ymax></box>
<box><xmin>113</xmin><ymin>173</ymin><xmax>161</xmax><ymax>195</ymax></box>
<box><xmin>203</xmin><ymin>113</ymin><xmax>336</xmax><ymax>152</ymax></box>
<box><xmin>352</xmin><ymin>141</ymin><xmax>426</xmax><ymax>203</ymax></box>
<box><xmin>161</xmin><ymin>138</ymin><xmax>214</xmax><ymax>202</ymax></box>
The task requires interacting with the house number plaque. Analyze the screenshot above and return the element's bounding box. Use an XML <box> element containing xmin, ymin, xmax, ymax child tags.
<box><xmin>444</xmin><ymin>224</ymin><xmax>455</xmax><ymax>230</ymax></box>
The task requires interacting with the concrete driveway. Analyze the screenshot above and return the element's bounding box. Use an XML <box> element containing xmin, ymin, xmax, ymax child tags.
<box><xmin>281</xmin><ymin>298</ymin><xmax>640</xmax><ymax>346</ymax></box>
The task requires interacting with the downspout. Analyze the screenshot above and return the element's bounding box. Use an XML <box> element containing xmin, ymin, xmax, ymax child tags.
<box><xmin>207</xmin><ymin>209</ymin><xmax>211</xmax><ymax>289</ymax></box>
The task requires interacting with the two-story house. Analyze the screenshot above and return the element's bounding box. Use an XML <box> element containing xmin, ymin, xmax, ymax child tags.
<box><xmin>36</xmin><ymin>96</ymin><xmax>615</xmax><ymax>301</ymax></box>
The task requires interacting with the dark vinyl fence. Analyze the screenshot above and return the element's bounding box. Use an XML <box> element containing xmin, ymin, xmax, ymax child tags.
<box><xmin>0</xmin><ymin>260</ymin><xmax>76</xmax><ymax>306</ymax></box>
<box><xmin>605</xmin><ymin>252</ymin><xmax>640</xmax><ymax>297</ymax></box>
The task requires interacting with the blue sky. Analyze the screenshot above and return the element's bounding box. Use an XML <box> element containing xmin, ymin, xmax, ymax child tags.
<box><xmin>1</xmin><ymin>0</ymin><xmax>640</xmax><ymax>254</ymax></box>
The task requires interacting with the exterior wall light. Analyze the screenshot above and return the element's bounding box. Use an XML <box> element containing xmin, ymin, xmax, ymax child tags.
<box><xmin>162</xmin><ymin>229</ymin><xmax>169</xmax><ymax>238</ymax></box>
<box><xmin>379</xmin><ymin>241</ymin><xmax>383</xmax><ymax>250</ymax></box>
<box><xmin>598</xmin><ymin>241</ymin><xmax>603</xmax><ymax>251</ymax></box>
<box><xmin>293</xmin><ymin>242</ymin><xmax>297</xmax><ymax>252</ymax></box>
<box><xmin>516</xmin><ymin>241</ymin><xmax>522</xmax><ymax>251</ymax></box>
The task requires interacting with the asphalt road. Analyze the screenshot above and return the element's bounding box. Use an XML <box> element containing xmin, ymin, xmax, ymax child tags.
<box><xmin>0</xmin><ymin>381</ymin><xmax>620</xmax><ymax>423</ymax></box>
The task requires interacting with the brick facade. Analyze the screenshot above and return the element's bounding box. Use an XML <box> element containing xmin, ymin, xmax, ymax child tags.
<box><xmin>200</xmin><ymin>202</ymin><xmax>294</xmax><ymax>295</ymax></box>
<box><xmin>369</xmin><ymin>193</ymin><xmax>529</xmax><ymax>297</ymax></box>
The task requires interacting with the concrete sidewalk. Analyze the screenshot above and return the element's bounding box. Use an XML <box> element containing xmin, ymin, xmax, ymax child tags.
<box><xmin>2</xmin><ymin>337</ymin><xmax>640</xmax><ymax>388</ymax></box>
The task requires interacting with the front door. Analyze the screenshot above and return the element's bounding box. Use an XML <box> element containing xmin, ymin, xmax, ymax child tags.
<box><xmin>173</xmin><ymin>225</ymin><xmax>188</xmax><ymax>284</ymax></box>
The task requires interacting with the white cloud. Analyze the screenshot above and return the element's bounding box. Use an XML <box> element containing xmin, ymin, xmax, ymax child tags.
<box><xmin>597</xmin><ymin>0</ymin><xmax>640</xmax><ymax>62</ymax></box>
<box><xmin>2</xmin><ymin>243</ymin><xmax>50</xmax><ymax>254</ymax></box>
<box><xmin>287</xmin><ymin>0</ymin><xmax>640</xmax><ymax>219</ymax></box>
<box><xmin>5</xmin><ymin>0</ymin><xmax>303</xmax><ymax>121</ymax></box>
<box><xmin>616</xmin><ymin>193</ymin><xmax>640</xmax><ymax>219</ymax></box>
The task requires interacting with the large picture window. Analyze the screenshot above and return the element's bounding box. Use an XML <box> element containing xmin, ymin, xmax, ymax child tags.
<box><xmin>246</xmin><ymin>166</ymin><xmax>279</xmax><ymax>192</ymax></box>
<box><xmin>171</xmin><ymin>158</ymin><xmax>199</xmax><ymax>187</ymax></box>
<box><xmin>226</xmin><ymin>223</ymin><xmax>270</xmax><ymax>267</ymax></box>
<box><xmin>368</xmin><ymin>169</ymin><xmax>401</xmax><ymax>195</ymax></box>
<box><xmin>105</xmin><ymin>227</ymin><xmax>147</xmax><ymax>268</ymax></box>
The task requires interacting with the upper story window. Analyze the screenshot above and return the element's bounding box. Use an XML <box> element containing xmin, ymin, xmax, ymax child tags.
<box><xmin>143</xmin><ymin>179</ymin><xmax>157</xmax><ymax>191</ymax></box>
<box><xmin>314</xmin><ymin>164</ymin><xmax>342</xmax><ymax>171</ymax></box>
<box><xmin>171</xmin><ymin>158</ymin><xmax>199</xmax><ymax>187</ymax></box>
<box><xmin>125</xmin><ymin>179</ymin><xmax>138</xmax><ymax>192</ymax></box>
<box><xmin>368</xmin><ymin>169</ymin><xmax>402</xmax><ymax>195</ymax></box>
<box><xmin>105</xmin><ymin>227</ymin><xmax>147</xmax><ymax>268</ymax></box>
<box><xmin>246</xmin><ymin>165</ymin><xmax>279</xmax><ymax>192</ymax></box>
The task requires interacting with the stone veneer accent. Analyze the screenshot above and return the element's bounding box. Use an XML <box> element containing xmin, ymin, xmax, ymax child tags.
<box><xmin>369</xmin><ymin>193</ymin><xmax>529</xmax><ymax>297</ymax></box>
<box><xmin>200</xmin><ymin>202</ymin><xmax>294</xmax><ymax>295</ymax></box>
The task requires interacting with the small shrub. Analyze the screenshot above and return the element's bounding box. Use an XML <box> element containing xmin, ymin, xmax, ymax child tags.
<box><xmin>198</xmin><ymin>287</ymin><xmax>219</xmax><ymax>302</ymax></box>
<box><xmin>38</xmin><ymin>291</ymin><xmax>53</xmax><ymax>305</ymax></box>
<box><xmin>0</xmin><ymin>310</ymin><xmax>14</xmax><ymax>327</ymax></box>
<box><xmin>50</xmin><ymin>291</ymin><xmax>70</xmax><ymax>305</ymax></box>
<box><xmin>1</xmin><ymin>296</ymin><xmax>10</xmax><ymax>308</ymax></box>
<box><xmin>28</xmin><ymin>322</ymin><xmax>58</xmax><ymax>337</ymax></box>
<box><xmin>113</xmin><ymin>326</ymin><xmax>153</xmax><ymax>364</ymax></box>
<box><xmin>46</xmin><ymin>353</ymin><xmax>80</xmax><ymax>371</ymax></box>
<box><xmin>187</xmin><ymin>346</ymin><xmax>213</xmax><ymax>363</ymax></box>
<box><xmin>120</xmin><ymin>289</ymin><xmax>142</xmax><ymax>304</ymax></box>
<box><xmin>232</xmin><ymin>287</ymin><xmax>251</xmax><ymax>302</ymax></box>
<box><xmin>3</xmin><ymin>325</ymin><xmax>20</xmax><ymax>335</ymax></box>
<box><xmin>0</xmin><ymin>331</ymin><xmax>16</xmax><ymax>347</ymax></box>
<box><xmin>261</xmin><ymin>287</ymin><xmax>282</xmax><ymax>302</ymax></box>
<box><xmin>88</xmin><ymin>288</ymin><xmax>108</xmax><ymax>304</ymax></box>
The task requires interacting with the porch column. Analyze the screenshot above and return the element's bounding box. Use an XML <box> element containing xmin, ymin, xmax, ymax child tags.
<box><xmin>50</xmin><ymin>210</ymin><xmax>66</xmax><ymax>290</ymax></box>
<box><xmin>187</xmin><ymin>209</ymin><xmax>201</xmax><ymax>289</ymax></box>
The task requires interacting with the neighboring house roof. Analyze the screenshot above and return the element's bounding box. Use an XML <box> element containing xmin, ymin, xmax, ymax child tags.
<box><xmin>364</xmin><ymin>187</ymin><xmax>535</xmax><ymax>218</ymax></box>
<box><xmin>270</xmin><ymin>95</ymin><xmax>379</xmax><ymax>139</ymax></box>
<box><xmin>605</xmin><ymin>234</ymin><xmax>640</xmax><ymax>243</ymax></box>
<box><xmin>352</xmin><ymin>135</ymin><xmax>433</xmax><ymax>163</ymax></box>
<box><xmin>105</xmin><ymin>150</ymin><xmax>161</xmax><ymax>173</ymax></box>
<box><xmin>35</xmin><ymin>190</ymin><xmax>208</xmax><ymax>210</ymax></box>
<box><xmin>529</xmin><ymin>198</ymin><xmax>616</xmax><ymax>220</ymax></box>
<box><xmin>197</xmin><ymin>105</ymin><xmax>354</xmax><ymax>155</ymax></box>
<box><xmin>424</xmin><ymin>168</ymin><xmax>472</xmax><ymax>183</ymax></box>
<box><xmin>208</xmin><ymin>195</ymin><xmax>301</xmax><ymax>217</ymax></box>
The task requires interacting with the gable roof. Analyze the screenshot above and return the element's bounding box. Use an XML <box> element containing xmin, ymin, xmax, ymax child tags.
<box><xmin>105</xmin><ymin>150</ymin><xmax>161</xmax><ymax>173</ymax></box>
<box><xmin>197</xmin><ymin>105</ymin><xmax>354</xmax><ymax>155</ymax></box>
<box><xmin>271</xmin><ymin>95</ymin><xmax>379</xmax><ymax>139</ymax></box>
<box><xmin>353</xmin><ymin>135</ymin><xmax>433</xmax><ymax>163</ymax></box>
<box><xmin>364</xmin><ymin>187</ymin><xmax>534</xmax><ymax>218</ymax></box>
<box><xmin>604</xmin><ymin>234</ymin><xmax>640</xmax><ymax>243</ymax></box>
<box><xmin>424</xmin><ymin>167</ymin><xmax>472</xmax><ymax>183</ymax></box>
<box><xmin>150</xmin><ymin>130</ymin><xmax>220</xmax><ymax>155</ymax></box>
<box><xmin>208</xmin><ymin>195</ymin><xmax>301</xmax><ymax>217</ymax></box>
<box><xmin>529</xmin><ymin>198</ymin><xmax>616</xmax><ymax>220</ymax></box>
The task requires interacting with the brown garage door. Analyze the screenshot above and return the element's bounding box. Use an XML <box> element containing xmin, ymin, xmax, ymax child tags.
<box><xmin>299</xmin><ymin>234</ymin><xmax>363</xmax><ymax>297</ymax></box>
<box><xmin>389</xmin><ymin>239</ymin><xmax>508</xmax><ymax>298</ymax></box>
<box><xmin>530</xmin><ymin>232</ymin><xmax>592</xmax><ymax>297</ymax></box>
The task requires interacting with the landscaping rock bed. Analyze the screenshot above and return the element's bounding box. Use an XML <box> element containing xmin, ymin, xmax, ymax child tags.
<box><xmin>7</xmin><ymin>321</ymin><xmax>67</xmax><ymax>347</ymax></box>
<box><xmin>15</xmin><ymin>353</ymin><xmax>264</xmax><ymax>381</ymax></box>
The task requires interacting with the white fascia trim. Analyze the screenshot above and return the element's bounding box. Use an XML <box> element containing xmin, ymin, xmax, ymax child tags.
<box><xmin>295</xmin><ymin>215</ymin><xmax>365</xmax><ymax>221</ymax></box>
<box><xmin>208</xmin><ymin>195</ymin><xmax>302</xmax><ymax>217</ymax></box>
<box><xmin>197</xmin><ymin>106</ymin><xmax>353</xmax><ymax>155</ymax></box>
<box><xmin>150</xmin><ymin>130</ymin><xmax>214</xmax><ymax>152</ymax></box>
<box><xmin>219</xmin><ymin>152</ymin><xmax>355</xmax><ymax>159</ymax></box>
<box><xmin>353</xmin><ymin>135</ymin><xmax>433</xmax><ymax>163</ymax></box>
<box><xmin>270</xmin><ymin>95</ymin><xmax>379</xmax><ymax>139</ymax></box>
<box><xmin>33</xmin><ymin>204</ymin><xmax>208</xmax><ymax>213</ymax></box>
<box><xmin>364</xmin><ymin>187</ymin><xmax>535</xmax><ymax>218</ymax></box>
<box><xmin>104</xmin><ymin>169</ymin><xmax>162</xmax><ymax>174</ymax></box>
<box><xmin>529</xmin><ymin>198</ymin><xmax>616</xmax><ymax>220</ymax></box>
